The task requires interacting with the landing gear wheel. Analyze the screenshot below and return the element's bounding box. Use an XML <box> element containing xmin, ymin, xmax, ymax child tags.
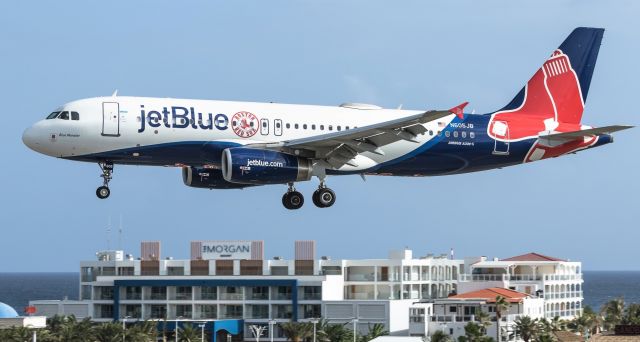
<box><xmin>97</xmin><ymin>161</ymin><xmax>114</xmax><ymax>199</ymax></box>
<box><xmin>313</xmin><ymin>187</ymin><xmax>336</xmax><ymax>208</ymax></box>
<box><xmin>96</xmin><ymin>186</ymin><xmax>110</xmax><ymax>199</ymax></box>
<box><xmin>282</xmin><ymin>191</ymin><xmax>304</xmax><ymax>210</ymax></box>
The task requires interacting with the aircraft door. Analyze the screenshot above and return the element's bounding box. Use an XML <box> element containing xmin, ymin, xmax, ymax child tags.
<box><xmin>492</xmin><ymin>120</ymin><xmax>509</xmax><ymax>155</ymax></box>
<box><xmin>274</xmin><ymin>119</ymin><xmax>283</xmax><ymax>136</ymax></box>
<box><xmin>102</xmin><ymin>102</ymin><xmax>120</xmax><ymax>136</ymax></box>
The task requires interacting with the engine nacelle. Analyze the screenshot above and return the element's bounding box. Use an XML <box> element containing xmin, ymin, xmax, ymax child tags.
<box><xmin>222</xmin><ymin>148</ymin><xmax>312</xmax><ymax>185</ymax></box>
<box><xmin>182</xmin><ymin>167</ymin><xmax>251</xmax><ymax>189</ymax></box>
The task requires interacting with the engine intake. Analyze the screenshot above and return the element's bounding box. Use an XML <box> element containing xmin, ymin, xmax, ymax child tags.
<box><xmin>222</xmin><ymin>148</ymin><xmax>312</xmax><ymax>185</ymax></box>
<box><xmin>182</xmin><ymin>167</ymin><xmax>251</xmax><ymax>189</ymax></box>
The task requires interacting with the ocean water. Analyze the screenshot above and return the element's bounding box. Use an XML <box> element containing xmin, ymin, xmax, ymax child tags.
<box><xmin>0</xmin><ymin>271</ymin><xmax>639</xmax><ymax>315</ymax></box>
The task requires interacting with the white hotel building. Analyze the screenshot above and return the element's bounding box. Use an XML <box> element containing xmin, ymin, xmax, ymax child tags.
<box><xmin>457</xmin><ymin>253</ymin><xmax>584</xmax><ymax>319</ymax></box>
<box><xmin>31</xmin><ymin>240</ymin><xmax>461</xmax><ymax>341</ymax></box>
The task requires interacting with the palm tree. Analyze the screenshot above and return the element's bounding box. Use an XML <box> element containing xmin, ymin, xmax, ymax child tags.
<box><xmin>430</xmin><ymin>330</ymin><xmax>453</xmax><ymax>342</ymax></box>
<box><xmin>178</xmin><ymin>323</ymin><xmax>200</xmax><ymax>342</ymax></box>
<box><xmin>362</xmin><ymin>323</ymin><xmax>388</xmax><ymax>341</ymax></box>
<box><xmin>623</xmin><ymin>303</ymin><xmax>640</xmax><ymax>325</ymax></box>
<box><xmin>322</xmin><ymin>323</ymin><xmax>353</xmax><ymax>342</ymax></box>
<box><xmin>127</xmin><ymin>320</ymin><xmax>159</xmax><ymax>342</ymax></box>
<box><xmin>475</xmin><ymin>310</ymin><xmax>492</xmax><ymax>335</ymax></box>
<box><xmin>280</xmin><ymin>322</ymin><xmax>313</xmax><ymax>342</ymax></box>
<box><xmin>494</xmin><ymin>296</ymin><xmax>510</xmax><ymax>342</ymax></box>
<box><xmin>514</xmin><ymin>316</ymin><xmax>537</xmax><ymax>342</ymax></box>
<box><xmin>93</xmin><ymin>322</ymin><xmax>123</xmax><ymax>342</ymax></box>
<box><xmin>600</xmin><ymin>298</ymin><xmax>624</xmax><ymax>331</ymax></box>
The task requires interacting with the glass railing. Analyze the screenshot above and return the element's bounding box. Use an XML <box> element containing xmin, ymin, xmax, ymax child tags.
<box><xmin>459</xmin><ymin>274</ymin><xmax>543</xmax><ymax>281</ymax></box>
<box><xmin>273</xmin><ymin>293</ymin><xmax>292</xmax><ymax>300</ymax></box>
<box><xmin>219</xmin><ymin>293</ymin><xmax>244</xmax><ymax>300</ymax></box>
<box><xmin>346</xmin><ymin>273</ymin><xmax>375</xmax><ymax>281</ymax></box>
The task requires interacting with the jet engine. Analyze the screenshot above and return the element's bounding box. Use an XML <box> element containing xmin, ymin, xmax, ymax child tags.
<box><xmin>182</xmin><ymin>167</ymin><xmax>251</xmax><ymax>189</ymax></box>
<box><xmin>221</xmin><ymin>147</ymin><xmax>312</xmax><ymax>185</ymax></box>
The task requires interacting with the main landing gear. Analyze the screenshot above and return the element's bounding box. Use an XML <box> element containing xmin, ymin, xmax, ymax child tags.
<box><xmin>96</xmin><ymin>162</ymin><xmax>113</xmax><ymax>199</ymax></box>
<box><xmin>282</xmin><ymin>181</ymin><xmax>336</xmax><ymax>210</ymax></box>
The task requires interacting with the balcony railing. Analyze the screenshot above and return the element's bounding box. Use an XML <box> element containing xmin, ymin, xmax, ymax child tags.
<box><xmin>544</xmin><ymin>291</ymin><xmax>583</xmax><ymax>299</ymax></box>
<box><xmin>543</xmin><ymin>274</ymin><xmax>582</xmax><ymax>281</ymax></box>
<box><xmin>460</xmin><ymin>274</ymin><xmax>542</xmax><ymax>282</ymax></box>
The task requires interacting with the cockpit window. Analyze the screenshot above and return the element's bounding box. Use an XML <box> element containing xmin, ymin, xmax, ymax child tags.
<box><xmin>71</xmin><ymin>111</ymin><xmax>79</xmax><ymax>120</ymax></box>
<box><xmin>46</xmin><ymin>111</ymin><xmax>60</xmax><ymax>119</ymax></box>
<box><xmin>58</xmin><ymin>111</ymin><xmax>70</xmax><ymax>120</ymax></box>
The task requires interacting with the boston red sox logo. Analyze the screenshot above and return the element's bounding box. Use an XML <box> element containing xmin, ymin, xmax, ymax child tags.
<box><xmin>231</xmin><ymin>111</ymin><xmax>259</xmax><ymax>138</ymax></box>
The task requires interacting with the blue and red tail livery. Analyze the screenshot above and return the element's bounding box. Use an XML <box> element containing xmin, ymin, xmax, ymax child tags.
<box><xmin>22</xmin><ymin>27</ymin><xmax>631</xmax><ymax>209</ymax></box>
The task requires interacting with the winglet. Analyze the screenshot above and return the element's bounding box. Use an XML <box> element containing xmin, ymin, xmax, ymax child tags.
<box><xmin>449</xmin><ymin>102</ymin><xmax>468</xmax><ymax>119</ymax></box>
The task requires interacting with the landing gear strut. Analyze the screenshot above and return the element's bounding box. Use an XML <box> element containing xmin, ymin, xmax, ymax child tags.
<box><xmin>312</xmin><ymin>181</ymin><xmax>336</xmax><ymax>208</ymax></box>
<box><xmin>96</xmin><ymin>162</ymin><xmax>113</xmax><ymax>199</ymax></box>
<box><xmin>282</xmin><ymin>183</ymin><xmax>304</xmax><ymax>210</ymax></box>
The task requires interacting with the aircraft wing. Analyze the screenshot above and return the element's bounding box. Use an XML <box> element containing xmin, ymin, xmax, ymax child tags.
<box><xmin>539</xmin><ymin>125</ymin><xmax>633</xmax><ymax>141</ymax></box>
<box><xmin>252</xmin><ymin>102</ymin><xmax>468</xmax><ymax>169</ymax></box>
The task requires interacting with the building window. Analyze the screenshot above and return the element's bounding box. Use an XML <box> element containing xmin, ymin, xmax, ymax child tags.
<box><xmin>125</xmin><ymin>286</ymin><xmax>142</xmax><ymax>300</ymax></box>
<box><xmin>175</xmin><ymin>286</ymin><xmax>192</xmax><ymax>300</ymax></box>
<box><xmin>449</xmin><ymin>306</ymin><xmax>457</xmax><ymax>313</ymax></box>
<box><xmin>176</xmin><ymin>304</ymin><xmax>192</xmax><ymax>318</ymax></box>
<box><xmin>150</xmin><ymin>286</ymin><xmax>166</xmax><ymax>300</ymax></box>
<box><xmin>150</xmin><ymin>305</ymin><xmax>166</xmax><ymax>319</ymax></box>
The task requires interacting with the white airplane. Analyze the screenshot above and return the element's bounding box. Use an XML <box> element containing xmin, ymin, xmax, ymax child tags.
<box><xmin>23</xmin><ymin>27</ymin><xmax>631</xmax><ymax>209</ymax></box>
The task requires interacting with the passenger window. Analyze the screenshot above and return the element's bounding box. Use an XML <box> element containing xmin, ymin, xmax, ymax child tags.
<box><xmin>320</xmin><ymin>125</ymin><xmax>324</xmax><ymax>130</ymax></box>
<box><xmin>328</xmin><ymin>125</ymin><xmax>333</xmax><ymax>131</ymax></box>
<box><xmin>429</xmin><ymin>130</ymin><xmax>433</xmax><ymax>136</ymax></box>
<box><xmin>337</xmin><ymin>126</ymin><xmax>341</xmax><ymax>131</ymax></box>
<box><xmin>462</xmin><ymin>131</ymin><xmax>467</xmax><ymax>138</ymax></box>
<box><xmin>453</xmin><ymin>131</ymin><xmax>458</xmax><ymax>138</ymax></box>
<box><xmin>445</xmin><ymin>131</ymin><xmax>450</xmax><ymax>137</ymax></box>
<box><xmin>294</xmin><ymin>124</ymin><xmax>299</xmax><ymax>129</ymax></box>
<box><xmin>303</xmin><ymin>124</ymin><xmax>307</xmax><ymax>129</ymax></box>
<box><xmin>346</xmin><ymin>126</ymin><xmax>350</xmax><ymax>130</ymax></box>
<box><xmin>58</xmin><ymin>111</ymin><xmax>69</xmax><ymax>120</ymax></box>
<box><xmin>312</xmin><ymin>124</ymin><xmax>316</xmax><ymax>130</ymax></box>
<box><xmin>276</xmin><ymin>122</ymin><xmax>281</xmax><ymax>128</ymax></box>
<box><xmin>286</xmin><ymin>123</ymin><xmax>290</xmax><ymax>129</ymax></box>
<box><xmin>470</xmin><ymin>132</ymin><xmax>475</xmax><ymax>139</ymax></box>
<box><xmin>262</xmin><ymin>121</ymin><xmax>267</xmax><ymax>128</ymax></box>
<box><xmin>46</xmin><ymin>111</ymin><xmax>60</xmax><ymax>119</ymax></box>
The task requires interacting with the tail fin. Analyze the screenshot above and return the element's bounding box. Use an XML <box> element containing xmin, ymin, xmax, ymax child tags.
<box><xmin>497</xmin><ymin>27</ymin><xmax>604</xmax><ymax>125</ymax></box>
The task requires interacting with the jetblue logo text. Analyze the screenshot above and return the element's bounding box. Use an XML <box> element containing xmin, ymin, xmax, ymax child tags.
<box><xmin>247</xmin><ymin>159</ymin><xmax>284</xmax><ymax>167</ymax></box>
<box><xmin>138</xmin><ymin>105</ymin><xmax>229</xmax><ymax>133</ymax></box>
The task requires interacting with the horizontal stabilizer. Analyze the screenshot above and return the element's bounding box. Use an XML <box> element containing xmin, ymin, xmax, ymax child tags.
<box><xmin>539</xmin><ymin>125</ymin><xmax>633</xmax><ymax>141</ymax></box>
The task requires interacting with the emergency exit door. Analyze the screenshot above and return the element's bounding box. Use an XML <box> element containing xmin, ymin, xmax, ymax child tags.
<box><xmin>102</xmin><ymin>102</ymin><xmax>120</xmax><ymax>136</ymax></box>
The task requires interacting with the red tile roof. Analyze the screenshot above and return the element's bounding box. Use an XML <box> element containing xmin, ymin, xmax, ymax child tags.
<box><xmin>501</xmin><ymin>252</ymin><xmax>565</xmax><ymax>262</ymax></box>
<box><xmin>449</xmin><ymin>288</ymin><xmax>530</xmax><ymax>303</ymax></box>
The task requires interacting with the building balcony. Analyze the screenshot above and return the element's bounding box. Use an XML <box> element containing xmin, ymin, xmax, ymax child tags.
<box><xmin>543</xmin><ymin>274</ymin><xmax>582</xmax><ymax>281</ymax></box>
<box><xmin>460</xmin><ymin>274</ymin><xmax>542</xmax><ymax>282</ymax></box>
<box><xmin>544</xmin><ymin>291</ymin><xmax>583</xmax><ymax>300</ymax></box>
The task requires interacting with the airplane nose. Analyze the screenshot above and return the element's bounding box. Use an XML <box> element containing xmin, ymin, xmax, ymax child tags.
<box><xmin>22</xmin><ymin>126</ymin><xmax>39</xmax><ymax>152</ymax></box>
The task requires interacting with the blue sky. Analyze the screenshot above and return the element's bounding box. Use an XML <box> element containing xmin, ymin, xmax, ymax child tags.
<box><xmin>1</xmin><ymin>1</ymin><xmax>638</xmax><ymax>271</ymax></box>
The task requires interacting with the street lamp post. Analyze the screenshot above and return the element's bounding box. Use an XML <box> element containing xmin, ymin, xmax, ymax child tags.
<box><xmin>198</xmin><ymin>323</ymin><xmax>206</xmax><ymax>342</ymax></box>
<box><xmin>310</xmin><ymin>319</ymin><xmax>319</xmax><ymax>342</ymax></box>
<box><xmin>268</xmin><ymin>320</ymin><xmax>276</xmax><ymax>342</ymax></box>
<box><xmin>122</xmin><ymin>316</ymin><xmax>131</xmax><ymax>342</ymax></box>
<box><xmin>352</xmin><ymin>318</ymin><xmax>359</xmax><ymax>342</ymax></box>
<box><xmin>175</xmin><ymin>317</ymin><xmax>184</xmax><ymax>342</ymax></box>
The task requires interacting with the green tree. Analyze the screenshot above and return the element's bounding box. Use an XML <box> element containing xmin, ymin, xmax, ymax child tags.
<box><xmin>280</xmin><ymin>322</ymin><xmax>313</xmax><ymax>342</ymax></box>
<box><xmin>600</xmin><ymin>298</ymin><xmax>624</xmax><ymax>331</ymax></box>
<box><xmin>322</xmin><ymin>323</ymin><xmax>354</xmax><ymax>342</ymax></box>
<box><xmin>494</xmin><ymin>296</ymin><xmax>510</xmax><ymax>342</ymax></box>
<box><xmin>361</xmin><ymin>323</ymin><xmax>388</xmax><ymax>342</ymax></box>
<box><xmin>126</xmin><ymin>320</ymin><xmax>159</xmax><ymax>342</ymax></box>
<box><xmin>178</xmin><ymin>323</ymin><xmax>200</xmax><ymax>342</ymax></box>
<box><xmin>458</xmin><ymin>322</ymin><xmax>494</xmax><ymax>342</ymax></box>
<box><xmin>475</xmin><ymin>310</ymin><xmax>492</xmax><ymax>335</ymax></box>
<box><xmin>93</xmin><ymin>322</ymin><xmax>123</xmax><ymax>342</ymax></box>
<box><xmin>623</xmin><ymin>303</ymin><xmax>640</xmax><ymax>325</ymax></box>
<box><xmin>430</xmin><ymin>330</ymin><xmax>453</xmax><ymax>342</ymax></box>
<box><xmin>514</xmin><ymin>316</ymin><xmax>537</xmax><ymax>342</ymax></box>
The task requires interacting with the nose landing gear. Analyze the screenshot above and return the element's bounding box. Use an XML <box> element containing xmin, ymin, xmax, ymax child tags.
<box><xmin>96</xmin><ymin>162</ymin><xmax>113</xmax><ymax>199</ymax></box>
<box><xmin>282</xmin><ymin>183</ymin><xmax>304</xmax><ymax>210</ymax></box>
